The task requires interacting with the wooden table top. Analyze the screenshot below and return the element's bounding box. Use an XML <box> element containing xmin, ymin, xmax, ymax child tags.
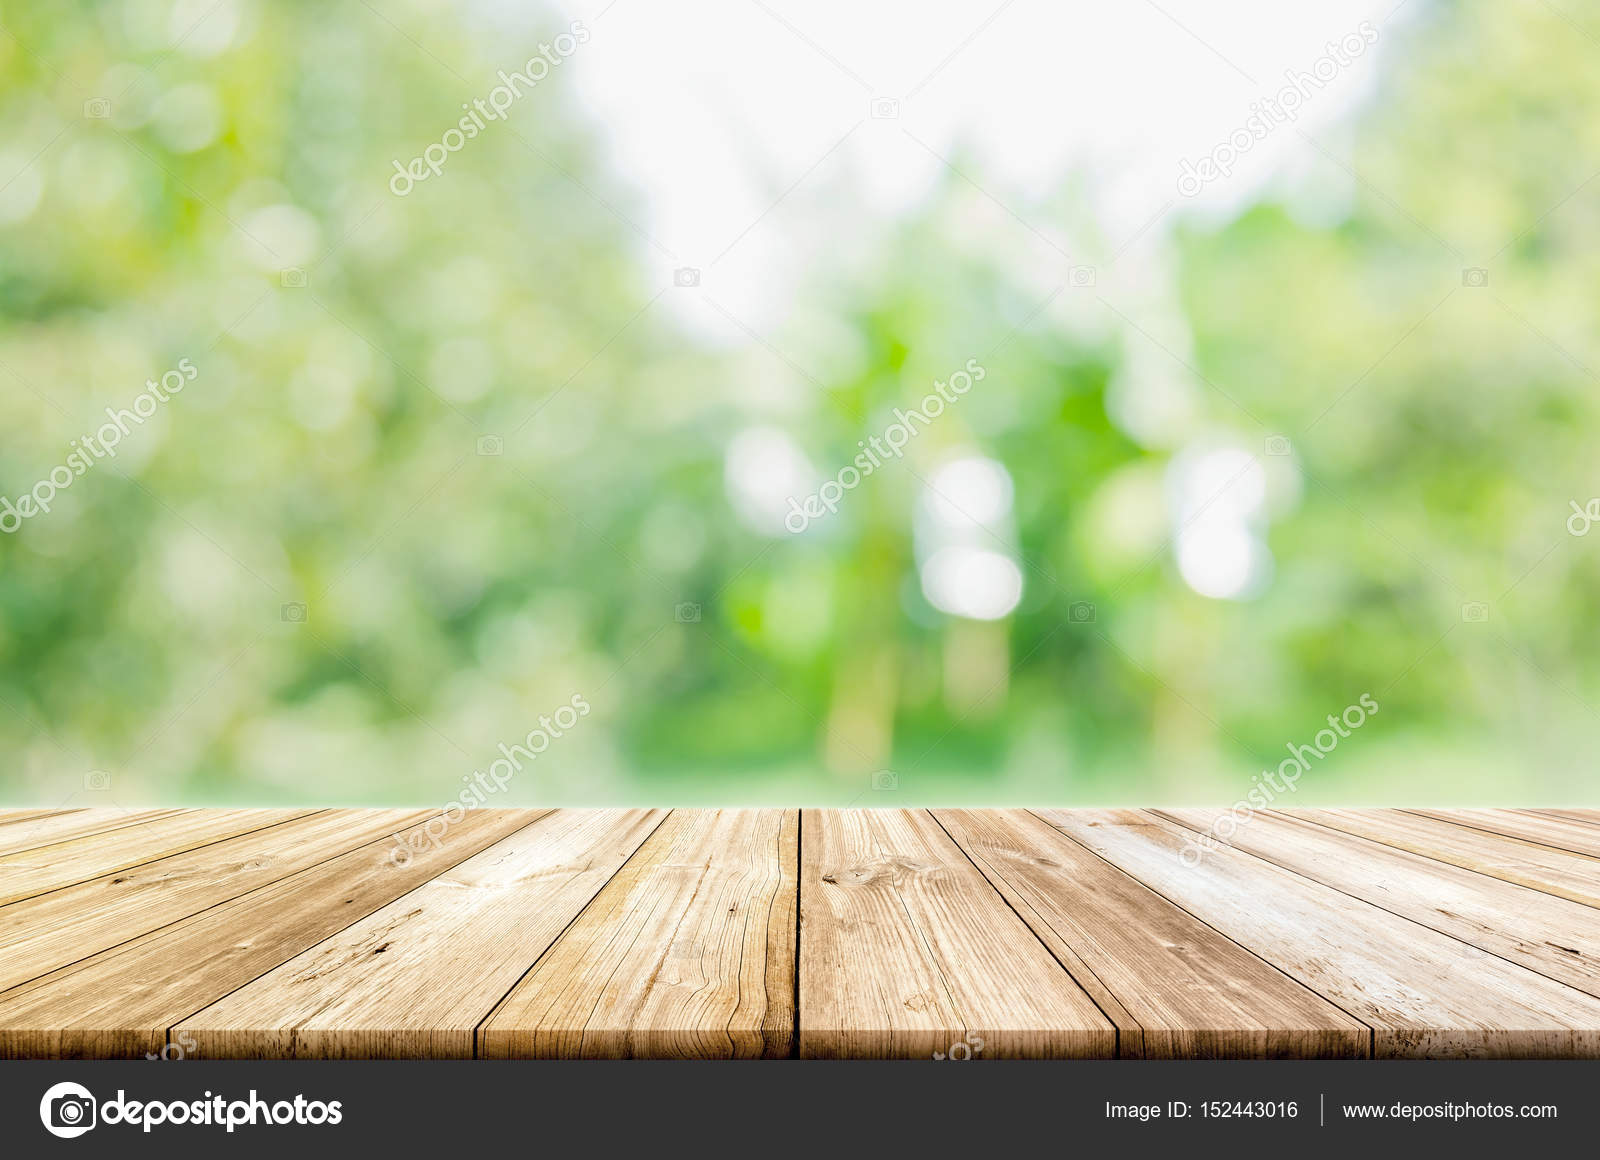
<box><xmin>1</xmin><ymin>806</ymin><xmax>1598</xmax><ymax>1059</ymax></box>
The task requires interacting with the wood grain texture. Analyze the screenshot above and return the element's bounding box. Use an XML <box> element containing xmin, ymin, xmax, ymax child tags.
<box><xmin>1036</xmin><ymin>809</ymin><xmax>1600</xmax><ymax>1058</ymax></box>
<box><xmin>0</xmin><ymin>809</ymin><xmax>184</xmax><ymax>858</ymax></box>
<box><xmin>4</xmin><ymin>807</ymin><xmax>1600</xmax><ymax>1059</ymax></box>
<box><xmin>1401</xmin><ymin>810</ymin><xmax>1600</xmax><ymax>860</ymax></box>
<box><xmin>481</xmin><ymin>808</ymin><xmax>797</xmax><ymax>1058</ymax></box>
<box><xmin>0</xmin><ymin>809</ymin><xmax>428</xmax><ymax>992</ymax></box>
<box><xmin>1284</xmin><ymin>808</ymin><xmax>1600</xmax><ymax>909</ymax></box>
<box><xmin>0</xmin><ymin>808</ymin><xmax>319</xmax><ymax>906</ymax></box>
<box><xmin>177</xmin><ymin>809</ymin><xmax>665</xmax><ymax>1058</ymax></box>
<box><xmin>0</xmin><ymin>810</ymin><xmax>70</xmax><ymax>824</ymax></box>
<box><xmin>1157</xmin><ymin>808</ymin><xmax>1600</xmax><ymax>1000</ymax></box>
<box><xmin>1530</xmin><ymin>809</ymin><xmax>1600</xmax><ymax>829</ymax></box>
<box><xmin>934</xmin><ymin>808</ymin><xmax>1369</xmax><ymax>1058</ymax></box>
<box><xmin>799</xmin><ymin>808</ymin><xmax>1116</xmax><ymax>1059</ymax></box>
<box><xmin>0</xmin><ymin>810</ymin><xmax>545</xmax><ymax>1059</ymax></box>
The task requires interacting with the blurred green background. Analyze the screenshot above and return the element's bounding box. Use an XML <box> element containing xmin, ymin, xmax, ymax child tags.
<box><xmin>1</xmin><ymin>1</ymin><xmax>1597</xmax><ymax>807</ymax></box>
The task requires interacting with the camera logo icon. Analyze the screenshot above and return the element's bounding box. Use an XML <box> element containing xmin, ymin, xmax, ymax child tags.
<box><xmin>40</xmin><ymin>1082</ymin><xmax>97</xmax><ymax>1138</ymax></box>
<box><xmin>83</xmin><ymin>98</ymin><xmax>111</xmax><ymax>120</ymax></box>
<box><xmin>673</xmin><ymin>266</ymin><xmax>700</xmax><ymax>288</ymax></box>
<box><xmin>1069</xmin><ymin>264</ymin><xmax>1097</xmax><ymax>287</ymax></box>
<box><xmin>280</xmin><ymin>267</ymin><xmax>307</xmax><ymax>288</ymax></box>
<box><xmin>281</xmin><ymin>602</ymin><xmax>308</xmax><ymax>623</ymax></box>
<box><xmin>870</xmin><ymin>97</ymin><xmax>900</xmax><ymax>120</ymax></box>
<box><xmin>477</xmin><ymin>434</ymin><xmax>504</xmax><ymax>456</ymax></box>
<box><xmin>1461</xmin><ymin>267</ymin><xmax>1488</xmax><ymax>288</ymax></box>
<box><xmin>1068</xmin><ymin>600</ymin><xmax>1096</xmax><ymax>624</ymax></box>
<box><xmin>870</xmin><ymin>769</ymin><xmax>899</xmax><ymax>791</ymax></box>
<box><xmin>1264</xmin><ymin>434</ymin><xmax>1291</xmax><ymax>456</ymax></box>
<box><xmin>674</xmin><ymin>602</ymin><xmax>701</xmax><ymax>623</ymax></box>
<box><xmin>83</xmin><ymin>770</ymin><xmax>112</xmax><ymax>791</ymax></box>
<box><xmin>1461</xmin><ymin>601</ymin><xmax>1490</xmax><ymax>623</ymax></box>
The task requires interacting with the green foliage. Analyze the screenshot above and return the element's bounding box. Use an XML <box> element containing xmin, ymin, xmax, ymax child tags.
<box><xmin>0</xmin><ymin>1</ymin><xmax>1596</xmax><ymax>806</ymax></box>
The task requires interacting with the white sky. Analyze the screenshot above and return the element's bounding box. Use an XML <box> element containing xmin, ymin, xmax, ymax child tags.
<box><xmin>504</xmin><ymin>0</ymin><xmax>1416</xmax><ymax>607</ymax></box>
<box><xmin>536</xmin><ymin>0</ymin><xmax>1408</xmax><ymax>333</ymax></box>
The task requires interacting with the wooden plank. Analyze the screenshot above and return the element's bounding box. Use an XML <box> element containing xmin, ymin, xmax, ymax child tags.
<box><xmin>0</xmin><ymin>809</ymin><xmax>186</xmax><ymax>858</ymax></box>
<box><xmin>1035</xmin><ymin>809</ymin><xmax>1600</xmax><ymax>1057</ymax></box>
<box><xmin>933</xmin><ymin>808</ymin><xmax>1369</xmax><ymax>1058</ymax></box>
<box><xmin>0</xmin><ymin>809</ymin><xmax>429</xmax><ymax>992</ymax></box>
<box><xmin>798</xmin><ymin>808</ymin><xmax>1116</xmax><ymax>1059</ymax></box>
<box><xmin>480</xmin><ymin>809</ymin><xmax>797</xmax><ymax>1059</ymax></box>
<box><xmin>1285</xmin><ymin>808</ymin><xmax>1600</xmax><ymax>909</ymax></box>
<box><xmin>1157</xmin><ymin>808</ymin><xmax>1600</xmax><ymax>1000</ymax></box>
<box><xmin>0</xmin><ymin>810</ymin><xmax>79</xmax><ymax>827</ymax></box>
<box><xmin>176</xmin><ymin>809</ymin><xmax>666</xmax><ymax>1059</ymax></box>
<box><xmin>1533</xmin><ymin>810</ymin><xmax>1600</xmax><ymax>827</ymax></box>
<box><xmin>0</xmin><ymin>808</ymin><xmax>320</xmax><ymax>906</ymax></box>
<box><xmin>1406</xmin><ymin>809</ymin><xmax>1600</xmax><ymax>860</ymax></box>
<box><xmin>3</xmin><ymin>806</ymin><xmax>1596</xmax><ymax>1062</ymax></box>
<box><xmin>939</xmin><ymin>816</ymin><xmax>1146</xmax><ymax>1053</ymax></box>
<box><xmin>0</xmin><ymin>810</ymin><xmax>546</xmax><ymax>1059</ymax></box>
